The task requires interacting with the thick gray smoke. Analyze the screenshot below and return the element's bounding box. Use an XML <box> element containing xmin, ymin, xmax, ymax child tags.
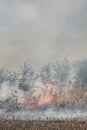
<box><xmin>0</xmin><ymin>59</ymin><xmax>87</xmax><ymax>121</ymax></box>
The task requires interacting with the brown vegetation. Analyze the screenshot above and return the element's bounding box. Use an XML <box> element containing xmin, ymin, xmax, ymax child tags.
<box><xmin>16</xmin><ymin>84</ymin><xmax>87</xmax><ymax>109</ymax></box>
<box><xmin>0</xmin><ymin>120</ymin><xmax>87</xmax><ymax>130</ymax></box>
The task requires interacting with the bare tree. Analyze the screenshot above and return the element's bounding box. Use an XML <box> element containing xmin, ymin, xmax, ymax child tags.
<box><xmin>40</xmin><ymin>62</ymin><xmax>55</xmax><ymax>85</ymax></box>
<box><xmin>0</xmin><ymin>68</ymin><xmax>6</xmax><ymax>85</ymax></box>
<box><xmin>53</xmin><ymin>58</ymin><xmax>70</xmax><ymax>94</ymax></box>
<box><xmin>74</xmin><ymin>58</ymin><xmax>87</xmax><ymax>88</ymax></box>
<box><xmin>18</xmin><ymin>62</ymin><xmax>38</xmax><ymax>92</ymax></box>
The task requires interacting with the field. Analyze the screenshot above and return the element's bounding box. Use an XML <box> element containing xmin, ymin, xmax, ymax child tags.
<box><xmin>0</xmin><ymin>120</ymin><xmax>87</xmax><ymax>130</ymax></box>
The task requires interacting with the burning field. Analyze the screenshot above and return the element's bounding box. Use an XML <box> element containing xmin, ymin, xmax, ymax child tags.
<box><xmin>0</xmin><ymin>0</ymin><xmax>87</xmax><ymax>129</ymax></box>
<box><xmin>0</xmin><ymin>81</ymin><xmax>87</xmax><ymax>121</ymax></box>
<box><xmin>17</xmin><ymin>83</ymin><xmax>87</xmax><ymax>111</ymax></box>
<box><xmin>0</xmin><ymin>59</ymin><xmax>87</xmax><ymax>122</ymax></box>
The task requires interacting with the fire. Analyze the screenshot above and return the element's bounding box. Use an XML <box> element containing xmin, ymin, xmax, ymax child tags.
<box><xmin>13</xmin><ymin>81</ymin><xmax>87</xmax><ymax>109</ymax></box>
<box><xmin>28</xmin><ymin>81</ymin><xmax>58</xmax><ymax>108</ymax></box>
<box><xmin>39</xmin><ymin>83</ymin><xmax>56</xmax><ymax>105</ymax></box>
<box><xmin>13</xmin><ymin>81</ymin><xmax>58</xmax><ymax>109</ymax></box>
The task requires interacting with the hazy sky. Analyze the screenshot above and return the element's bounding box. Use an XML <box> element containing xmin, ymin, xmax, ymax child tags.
<box><xmin>0</xmin><ymin>0</ymin><xmax>87</xmax><ymax>70</ymax></box>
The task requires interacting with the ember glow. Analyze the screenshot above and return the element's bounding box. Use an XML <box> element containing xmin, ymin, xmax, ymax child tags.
<box><xmin>0</xmin><ymin>0</ymin><xmax>87</xmax><ymax>121</ymax></box>
<box><xmin>38</xmin><ymin>83</ymin><xmax>55</xmax><ymax>105</ymax></box>
<box><xmin>15</xmin><ymin>82</ymin><xmax>58</xmax><ymax>109</ymax></box>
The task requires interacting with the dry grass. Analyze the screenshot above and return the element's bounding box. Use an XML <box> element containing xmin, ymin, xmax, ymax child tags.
<box><xmin>53</xmin><ymin>87</ymin><xmax>87</xmax><ymax>106</ymax></box>
<box><xmin>0</xmin><ymin>120</ymin><xmax>87</xmax><ymax>130</ymax></box>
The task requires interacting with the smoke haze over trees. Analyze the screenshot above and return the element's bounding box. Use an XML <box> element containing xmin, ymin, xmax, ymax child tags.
<box><xmin>1</xmin><ymin>58</ymin><xmax>87</xmax><ymax>97</ymax></box>
<box><xmin>0</xmin><ymin>58</ymin><xmax>87</xmax><ymax>120</ymax></box>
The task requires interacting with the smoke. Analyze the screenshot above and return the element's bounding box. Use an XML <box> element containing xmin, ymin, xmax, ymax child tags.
<box><xmin>0</xmin><ymin>59</ymin><xmax>87</xmax><ymax>121</ymax></box>
<box><xmin>0</xmin><ymin>81</ymin><xmax>13</xmax><ymax>101</ymax></box>
<box><xmin>0</xmin><ymin>0</ymin><xmax>87</xmax><ymax>120</ymax></box>
<box><xmin>0</xmin><ymin>0</ymin><xmax>87</xmax><ymax>70</ymax></box>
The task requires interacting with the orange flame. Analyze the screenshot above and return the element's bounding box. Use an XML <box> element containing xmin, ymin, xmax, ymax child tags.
<box><xmin>28</xmin><ymin>82</ymin><xmax>58</xmax><ymax>108</ymax></box>
<box><xmin>17</xmin><ymin>81</ymin><xmax>58</xmax><ymax>109</ymax></box>
<box><xmin>39</xmin><ymin>83</ymin><xmax>54</xmax><ymax>105</ymax></box>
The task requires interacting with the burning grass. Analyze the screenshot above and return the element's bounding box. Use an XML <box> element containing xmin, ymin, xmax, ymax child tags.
<box><xmin>0</xmin><ymin>82</ymin><xmax>87</xmax><ymax>121</ymax></box>
<box><xmin>23</xmin><ymin>84</ymin><xmax>87</xmax><ymax>109</ymax></box>
<box><xmin>53</xmin><ymin>87</ymin><xmax>87</xmax><ymax>107</ymax></box>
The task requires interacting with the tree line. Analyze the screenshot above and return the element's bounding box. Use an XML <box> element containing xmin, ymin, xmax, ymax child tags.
<box><xmin>0</xmin><ymin>57</ymin><xmax>87</xmax><ymax>91</ymax></box>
